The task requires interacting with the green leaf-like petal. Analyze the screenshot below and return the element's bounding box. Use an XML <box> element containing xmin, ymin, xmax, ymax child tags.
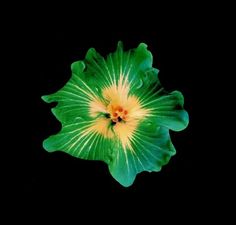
<box><xmin>42</xmin><ymin>119</ymin><xmax>113</xmax><ymax>163</ymax></box>
<box><xmin>141</xmin><ymin>90</ymin><xmax>189</xmax><ymax>131</ymax></box>
<box><xmin>109</xmin><ymin>123</ymin><xmax>176</xmax><ymax>187</ymax></box>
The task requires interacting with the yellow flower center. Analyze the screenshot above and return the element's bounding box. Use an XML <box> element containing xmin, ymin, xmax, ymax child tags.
<box><xmin>87</xmin><ymin>75</ymin><xmax>150</xmax><ymax>150</ymax></box>
<box><xmin>106</xmin><ymin>104</ymin><xmax>128</xmax><ymax>124</ymax></box>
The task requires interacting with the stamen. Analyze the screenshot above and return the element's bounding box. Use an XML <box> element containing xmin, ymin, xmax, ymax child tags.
<box><xmin>106</xmin><ymin>104</ymin><xmax>129</xmax><ymax>124</ymax></box>
<box><xmin>117</xmin><ymin>106</ymin><xmax>123</xmax><ymax>112</ymax></box>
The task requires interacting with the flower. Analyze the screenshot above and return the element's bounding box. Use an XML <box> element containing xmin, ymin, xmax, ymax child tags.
<box><xmin>42</xmin><ymin>42</ymin><xmax>189</xmax><ymax>187</ymax></box>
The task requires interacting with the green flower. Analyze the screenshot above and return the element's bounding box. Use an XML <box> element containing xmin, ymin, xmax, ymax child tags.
<box><xmin>42</xmin><ymin>42</ymin><xmax>189</xmax><ymax>187</ymax></box>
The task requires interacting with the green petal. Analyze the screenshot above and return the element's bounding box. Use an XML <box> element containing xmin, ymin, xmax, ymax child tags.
<box><xmin>142</xmin><ymin>90</ymin><xmax>189</xmax><ymax>131</ymax></box>
<box><xmin>42</xmin><ymin>61</ymin><xmax>103</xmax><ymax>123</ymax></box>
<box><xmin>43</xmin><ymin>117</ymin><xmax>113</xmax><ymax>163</ymax></box>
<box><xmin>109</xmin><ymin>123</ymin><xmax>176</xmax><ymax>187</ymax></box>
<box><xmin>79</xmin><ymin>41</ymin><xmax>157</xmax><ymax>93</ymax></box>
<box><xmin>42</xmin><ymin>60</ymin><xmax>113</xmax><ymax>162</ymax></box>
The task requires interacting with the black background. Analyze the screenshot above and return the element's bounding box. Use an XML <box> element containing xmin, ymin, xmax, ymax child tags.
<box><xmin>18</xmin><ymin>5</ymin><xmax>207</xmax><ymax>220</ymax></box>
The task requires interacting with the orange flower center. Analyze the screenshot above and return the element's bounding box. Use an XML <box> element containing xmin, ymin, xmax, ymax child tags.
<box><xmin>106</xmin><ymin>104</ymin><xmax>129</xmax><ymax>124</ymax></box>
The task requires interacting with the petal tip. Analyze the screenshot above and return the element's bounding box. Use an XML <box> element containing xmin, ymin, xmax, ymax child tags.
<box><xmin>138</xmin><ymin>42</ymin><xmax>148</xmax><ymax>49</ymax></box>
<box><xmin>85</xmin><ymin>47</ymin><xmax>97</xmax><ymax>59</ymax></box>
<box><xmin>108</xmin><ymin>166</ymin><xmax>136</xmax><ymax>187</ymax></box>
<box><xmin>43</xmin><ymin>138</ymin><xmax>56</xmax><ymax>152</ymax></box>
<box><xmin>181</xmin><ymin>110</ymin><xmax>190</xmax><ymax>130</ymax></box>
<box><xmin>174</xmin><ymin>110</ymin><xmax>189</xmax><ymax>132</ymax></box>
<box><xmin>41</xmin><ymin>95</ymin><xmax>49</xmax><ymax>103</ymax></box>
<box><xmin>117</xmin><ymin>178</ymin><xmax>135</xmax><ymax>188</ymax></box>
<box><xmin>117</xmin><ymin>41</ymin><xmax>123</xmax><ymax>49</ymax></box>
<box><xmin>71</xmin><ymin>61</ymin><xmax>85</xmax><ymax>74</ymax></box>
